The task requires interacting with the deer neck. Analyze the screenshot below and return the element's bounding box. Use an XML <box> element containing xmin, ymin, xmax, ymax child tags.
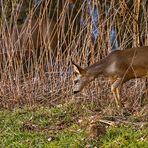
<box><xmin>86</xmin><ymin>61</ymin><xmax>107</xmax><ymax>78</ymax></box>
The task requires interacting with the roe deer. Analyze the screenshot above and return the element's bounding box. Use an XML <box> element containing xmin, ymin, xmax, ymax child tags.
<box><xmin>0</xmin><ymin>18</ymin><xmax>58</xmax><ymax>73</ymax></box>
<box><xmin>72</xmin><ymin>46</ymin><xmax>148</xmax><ymax>108</ymax></box>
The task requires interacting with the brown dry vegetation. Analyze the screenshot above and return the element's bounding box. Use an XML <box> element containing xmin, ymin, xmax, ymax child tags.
<box><xmin>0</xmin><ymin>0</ymin><xmax>147</xmax><ymax>117</ymax></box>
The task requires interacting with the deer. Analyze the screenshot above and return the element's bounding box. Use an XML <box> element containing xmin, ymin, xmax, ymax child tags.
<box><xmin>72</xmin><ymin>46</ymin><xmax>148</xmax><ymax>108</ymax></box>
<box><xmin>0</xmin><ymin>18</ymin><xmax>58</xmax><ymax>73</ymax></box>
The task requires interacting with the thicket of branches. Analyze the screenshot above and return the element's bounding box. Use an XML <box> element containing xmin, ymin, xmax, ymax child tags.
<box><xmin>0</xmin><ymin>0</ymin><xmax>147</xmax><ymax>113</ymax></box>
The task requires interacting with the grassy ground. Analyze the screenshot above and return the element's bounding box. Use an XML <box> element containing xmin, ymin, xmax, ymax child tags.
<box><xmin>0</xmin><ymin>101</ymin><xmax>147</xmax><ymax>148</ymax></box>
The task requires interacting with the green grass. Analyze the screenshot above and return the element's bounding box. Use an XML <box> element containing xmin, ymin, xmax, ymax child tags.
<box><xmin>0</xmin><ymin>103</ymin><xmax>147</xmax><ymax>148</ymax></box>
<box><xmin>99</xmin><ymin>126</ymin><xmax>148</xmax><ymax>148</ymax></box>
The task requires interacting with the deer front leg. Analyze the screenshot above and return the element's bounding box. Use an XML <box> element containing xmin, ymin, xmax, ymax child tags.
<box><xmin>111</xmin><ymin>78</ymin><xmax>122</xmax><ymax>108</ymax></box>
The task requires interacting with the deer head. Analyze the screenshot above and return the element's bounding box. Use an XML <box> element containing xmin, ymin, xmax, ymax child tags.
<box><xmin>72</xmin><ymin>61</ymin><xmax>95</xmax><ymax>94</ymax></box>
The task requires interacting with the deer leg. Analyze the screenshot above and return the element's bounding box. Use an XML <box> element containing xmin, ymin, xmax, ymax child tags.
<box><xmin>111</xmin><ymin>78</ymin><xmax>122</xmax><ymax>108</ymax></box>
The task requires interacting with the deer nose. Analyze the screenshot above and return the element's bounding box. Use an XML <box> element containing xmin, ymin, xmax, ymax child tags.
<box><xmin>73</xmin><ymin>91</ymin><xmax>79</xmax><ymax>94</ymax></box>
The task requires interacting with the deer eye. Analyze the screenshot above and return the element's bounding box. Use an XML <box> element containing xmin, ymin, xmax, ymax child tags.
<box><xmin>74</xmin><ymin>72</ymin><xmax>78</xmax><ymax>76</ymax></box>
<box><xmin>74</xmin><ymin>79</ymin><xmax>79</xmax><ymax>84</ymax></box>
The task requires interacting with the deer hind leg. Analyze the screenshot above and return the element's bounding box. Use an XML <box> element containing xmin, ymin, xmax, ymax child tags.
<box><xmin>111</xmin><ymin>78</ymin><xmax>122</xmax><ymax>108</ymax></box>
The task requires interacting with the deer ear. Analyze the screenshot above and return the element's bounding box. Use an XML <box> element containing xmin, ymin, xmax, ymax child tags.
<box><xmin>72</xmin><ymin>60</ymin><xmax>86</xmax><ymax>75</ymax></box>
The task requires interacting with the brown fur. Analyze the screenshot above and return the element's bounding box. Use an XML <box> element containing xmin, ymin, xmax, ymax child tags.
<box><xmin>0</xmin><ymin>18</ymin><xmax>58</xmax><ymax>74</ymax></box>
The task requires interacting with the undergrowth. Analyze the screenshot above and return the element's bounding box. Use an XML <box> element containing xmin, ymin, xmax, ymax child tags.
<box><xmin>0</xmin><ymin>102</ymin><xmax>147</xmax><ymax>148</ymax></box>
